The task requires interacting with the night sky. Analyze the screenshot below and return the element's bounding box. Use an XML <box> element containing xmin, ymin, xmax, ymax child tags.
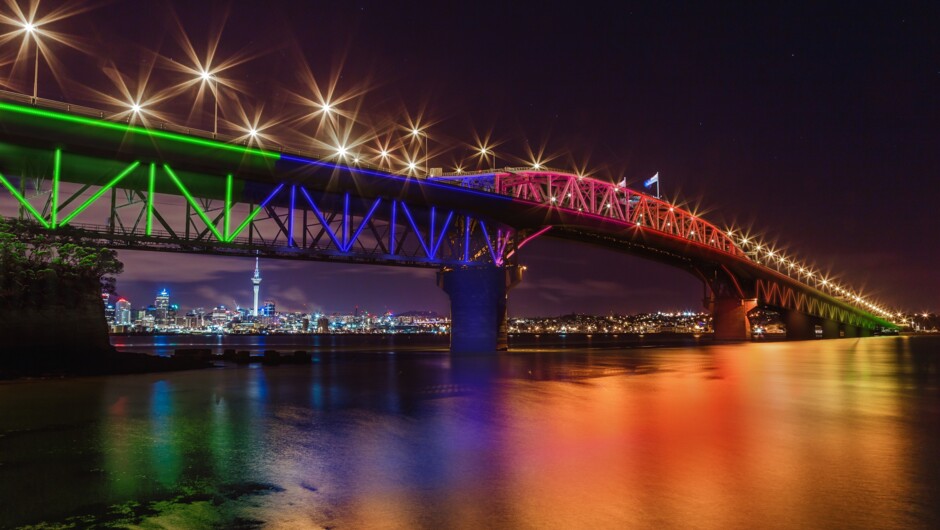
<box><xmin>9</xmin><ymin>1</ymin><xmax>938</xmax><ymax>315</ymax></box>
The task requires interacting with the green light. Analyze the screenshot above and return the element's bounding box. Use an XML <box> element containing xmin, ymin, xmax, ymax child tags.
<box><xmin>58</xmin><ymin>161</ymin><xmax>140</xmax><ymax>226</ymax></box>
<box><xmin>51</xmin><ymin>148</ymin><xmax>61</xmax><ymax>228</ymax></box>
<box><xmin>0</xmin><ymin>102</ymin><xmax>281</xmax><ymax>160</ymax></box>
<box><xmin>163</xmin><ymin>164</ymin><xmax>223</xmax><ymax>242</ymax></box>
<box><xmin>224</xmin><ymin>174</ymin><xmax>232</xmax><ymax>241</ymax></box>
<box><xmin>146</xmin><ymin>162</ymin><xmax>155</xmax><ymax>236</ymax></box>
<box><xmin>0</xmin><ymin>171</ymin><xmax>50</xmax><ymax>228</ymax></box>
<box><xmin>227</xmin><ymin>204</ymin><xmax>265</xmax><ymax>242</ymax></box>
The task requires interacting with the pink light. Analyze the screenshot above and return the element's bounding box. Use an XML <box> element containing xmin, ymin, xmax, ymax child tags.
<box><xmin>517</xmin><ymin>225</ymin><xmax>552</xmax><ymax>250</ymax></box>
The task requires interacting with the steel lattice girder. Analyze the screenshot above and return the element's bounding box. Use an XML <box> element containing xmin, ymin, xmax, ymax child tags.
<box><xmin>0</xmin><ymin>146</ymin><xmax>520</xmax><ymax>267</ymax></box>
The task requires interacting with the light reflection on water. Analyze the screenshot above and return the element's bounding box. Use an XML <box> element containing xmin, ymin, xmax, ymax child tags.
<box><xmin>1</xmin><ymin>336</ymin><xmax>938</xmax><ymax>528</ymax></box>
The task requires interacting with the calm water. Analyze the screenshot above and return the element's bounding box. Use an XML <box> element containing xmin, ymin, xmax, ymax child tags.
<box><xmin>1</xmin><ymin>336</ymin><xmax>938</xmax><ymax>529</ymax></box>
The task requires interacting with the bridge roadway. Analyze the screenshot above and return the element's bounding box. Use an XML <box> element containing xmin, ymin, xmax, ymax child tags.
<box><xmin>0</xmin><ymin>97</ymin><xmax>893</xmax><ymax>351</ymax></box>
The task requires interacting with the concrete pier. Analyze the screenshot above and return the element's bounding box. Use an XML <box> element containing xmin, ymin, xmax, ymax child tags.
<box><xmin>709</xmin><ymin>297</ymin><xmax>757</xmax><ymax>341</ymax></box>
<box><xmin>438</xmin><ymin>266</ymin><xmax>523</xmax><ymax>353</ymax></box>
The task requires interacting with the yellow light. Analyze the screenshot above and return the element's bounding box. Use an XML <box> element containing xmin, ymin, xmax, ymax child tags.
<box><xmin>407</xmin><ymin>161</ymin><xmax>417</xmax><ymax>171</ymax></box>
<box><xmin>130</xmin><ymin>103</ymin><xmax>141</xmax><ymax>114</ymax></box>
<box><xmin>199</xmin><ymin>70</ymin><xmax>213</xmax><ymax>82</ymax></box>
<box><xmin>335</xmin><ymin>145</ymin><xmax>348</xmax><ymax>158</ymax></box>
<box><xmin>379</xmin><ymin>149</ymin><xmax>389</xmax><ymax>158</ymax></box>
<box><xmin>23</xmin><ymin>22</ymin><xmax>36</xmax><ymax>33</ymax></box>
<box><xmin>248</xmin><ymin>128</ymin><xmax>258</xmax><ymax>137</ymax></box>
<box><xmin>411</xmin><ymin>127</ymin><xmax>421</xmax><ymax>137</ymax></box>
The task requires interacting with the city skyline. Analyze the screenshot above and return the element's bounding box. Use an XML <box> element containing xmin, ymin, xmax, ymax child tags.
<box><xmin>111</xmin><ymin>243</ymin><xmax>710</xmax><ymax>317</ymax></box>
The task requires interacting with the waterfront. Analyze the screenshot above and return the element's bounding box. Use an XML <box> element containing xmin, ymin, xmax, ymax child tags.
<box><xmin>2</xmin><ymin>336</ymin><xmax>938</xmax><ymax>528</ymax></box>
<box><xmin>110</xmin><ymin>332</ymin><xmax>709</xmax><ymax>357</ymax></box>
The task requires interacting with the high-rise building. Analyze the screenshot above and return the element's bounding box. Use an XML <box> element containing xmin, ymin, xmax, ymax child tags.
<box><xmin>102</xmin><ymin>293</ymin><xmax>115</xmax><ymax>323</ymax></box>
<box><xmin>155</xmin><ymin>289</ymin><xmax>170</xmax><ymax>325</ymax></box>
<box><xmin>262</xmin><ymin>299</ymin><xmax>276</xmax><ymax>316</ymax></box>
<box><xmin>211</xmin><ymin>305</ymin><xmax>230</xmax><ymax>325</ymax></box>
<box><xmin>115</xmin><ymin>298</ymin><xmax>132</xmax><ymax>325</ymax></box>
<box><xmin>252</xmin><ymin>257</ymin><xmax>262</xmax><ymax>317</ymax></box>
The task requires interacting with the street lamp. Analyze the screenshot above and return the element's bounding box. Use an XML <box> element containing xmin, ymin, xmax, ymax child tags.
<box><xmin>23</xmin><ymin>23</ymin><xmax>39</xmax><ymax>101</ymax></box>
<box><xmin>479</xmin><ymin>146</ymin><xmax>496</xmax><ymax>171</ymax></box>
<box><xmin>409</xmin><ymin>126</ymin><xmax>428</xmax><ymax>177</ymax></box>
<box><xmin>198</xmin><ymin>70</ymin><xmax>219</xmax><ymax>137</ymax></box>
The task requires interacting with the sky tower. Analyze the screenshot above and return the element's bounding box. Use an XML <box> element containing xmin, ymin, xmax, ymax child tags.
<box><xmin>252</xmin><ymin>257</ymin><xmax>262</xmax><ymax>317</ymax></box>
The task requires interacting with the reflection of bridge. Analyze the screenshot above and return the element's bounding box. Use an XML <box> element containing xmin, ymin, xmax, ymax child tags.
<box><xmin>0</xmin><ymin>95</ymin><xmax>894</xmax><ymax>352</ymax></box>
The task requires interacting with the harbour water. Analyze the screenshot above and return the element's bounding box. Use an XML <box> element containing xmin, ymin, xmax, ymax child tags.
<box><xmin>1</xmin><ymin>336</ymin><xmax>938</xmax><ymax>528</ymax></box>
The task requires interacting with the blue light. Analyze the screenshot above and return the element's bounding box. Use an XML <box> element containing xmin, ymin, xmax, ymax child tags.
<box><xmin>288</xmin><ymin>185</ymin><xmax>296</xmax><ymax>247</ymax></box>
<box><xmin>278</xmin><ymin>154</ymin><xmax>513</xmax><ymax>201</ymax></box>
<box><xmin>344</xmin><ymin>198</ymin><xmax>383</xmax><ymax>252</ymax></box>
<box><xmin>400</xmin><ymin>202</ymin><xmax>431</xmax><ymax>257</ymax></box>
<box><xmin>431</xmin><ymin>211</ymin><xmax>454</xmax><ymax>257</ymax></box>
<box><xmin>463</xmin><ymin>216</ymin><xmax>471</xmax><ymax>262</ymax></box>
<box><xmin>390</xmin><ymin>201</ymin><xmax>397</xmax><ymax>254</ymax></box>
<box><xmin>479</xmin><ymin>220</ymin><xmax>499</xmax><ymax>265</ymax></box>
<box><xmin>299</xmin><ymin>186</ymin><xmax>342</xmax><ymax>250</ymax></box>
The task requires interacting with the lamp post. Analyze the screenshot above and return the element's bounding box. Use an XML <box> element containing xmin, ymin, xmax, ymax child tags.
<box><xmin>18</xmin><ymin>22</ymin><xmax>41</xmax><ymax>102</ymax></box>
<box><xmin>479</xmin><ymin>146</ymin><xmax>496</xmax><ymax>171</ymax></box>
<box><xmin>199</xmin><ymin>70</ymin><xmax>219</xmax><ymax>137</ymax></box>
<box><xmin>410</xmin><ymin>127</ymin><xmax>428</xmax><ymax>177</ymax></box>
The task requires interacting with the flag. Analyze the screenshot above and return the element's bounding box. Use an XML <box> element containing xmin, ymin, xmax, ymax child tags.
<box><xmin>644</xmin><ymin>172</ymin><xmax>659</xmax><ymax>188</ymax></box>
<box><xmin>616</xmin><ymin>178</ymin><xmax>627</xmax><ymax>187</ymax></box>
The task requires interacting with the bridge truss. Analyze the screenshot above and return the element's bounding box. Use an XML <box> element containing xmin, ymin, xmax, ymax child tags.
<box><xmin>0</xmin><ymin>148</ymin><xmax>519</xmax><ymax>268</ymax></box>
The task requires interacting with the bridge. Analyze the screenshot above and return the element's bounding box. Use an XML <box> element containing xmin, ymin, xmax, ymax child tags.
<box><xmin>0</xmin><ymin>93</ymin><xmax>896</xmax><ymax>352</ymax></box>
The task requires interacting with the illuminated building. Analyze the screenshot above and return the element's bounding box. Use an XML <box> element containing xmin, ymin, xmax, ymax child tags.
<box><xmin>262</xmin><ymin>299</ymin><xmax>276</xmax><ymax>316</ymax></box>
<box><xmin>115</xmin><ymin>298</ymin><xmax>131</xmax><ymax>325</ymax></box>
<box><xmin>155</xmin><ymin>289</ymin><xmax>170</xmax><ymax>324</ymax></box>
<box><xmin>252</xmin><ymin>257</ymin><xmax>262</xmax><ymax>316</ymax></box>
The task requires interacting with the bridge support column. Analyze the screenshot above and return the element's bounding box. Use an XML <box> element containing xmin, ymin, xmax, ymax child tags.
<box><xmin>784</xmin><ymin>310</ymin><xmax>820</xmax><ymax>340</ymax></box>
<box><xmin>438</xmin><ymin>266</ymin><xmax>523</xmax><ymax>353</ymax></box>
<box><xmin>709</xmin><ymin>298</ymin><xmax>757</xmax><ymax>341</ymax></box>
<box><xmin>821</xmin><ymin>318</ymin><xmax>840</xmax><ymax>339</ymax></box>
<box><xmin>842</xmin><ymin>324</ymin><xmax>858</xmax><ymax>338</ymax></box>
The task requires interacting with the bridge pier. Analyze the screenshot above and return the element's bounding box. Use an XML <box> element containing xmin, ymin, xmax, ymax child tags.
<box><xmin>821</xmin><ymin>318</ymin><xmax>840</xmax><ymax>339</ymax></box>
<box><xmin>709</xmin><ymin>297</ymin><xmax>757</xmax><ymax>341</ymax></box>
<box><xmin>784</xmin><ymin>310</ymin><xmax>821</xmax><ymax>340</ymax></box>
<box><xmin>438</xmin><ymin>266</ymin><xmax>523</xmax><ymax>353</ymax></box>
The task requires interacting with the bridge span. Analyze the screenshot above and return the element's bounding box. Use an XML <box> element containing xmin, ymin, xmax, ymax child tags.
<box><xmin>0</xmin><ymin>95</ymin><xmax>895</xmax><ymax>351</ymax></box>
